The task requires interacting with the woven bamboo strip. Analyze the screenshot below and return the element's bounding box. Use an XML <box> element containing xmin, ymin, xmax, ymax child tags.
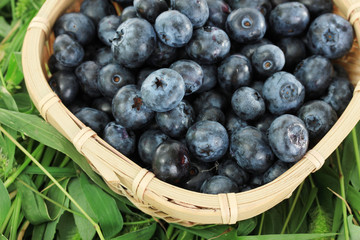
<box><xmin>22</xmin><ymin>0</ymin><xmax>360</xmax><ymax>226</ymax></box>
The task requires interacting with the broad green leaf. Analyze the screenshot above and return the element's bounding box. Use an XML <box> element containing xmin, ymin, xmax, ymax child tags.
<box><xmin>237</xmin><ymin>233</ymin><xmax>337</xmax><ymax>240</ymax></box>
<box><xmin>15</xmin><ymin>174</ymin><xmax>51</xmax><ymax>224</ymax></box>
<box><xmin>112</xmin><ymin>223</ymin><xmax>156</xmax><ymax>240</ymax></box>
<box><xmin>0</xmin><ymin>17</ymin><xmax>10</xmax><ymax>38</ymax></box>
<box><xmin>80</xmin><ymin>173</ymin><xmax>123</xmax><ymax>238</ymax></box>
<box><xmin>174</xmin><ymin>224</ymin><xmax>237</xmax><ymax>240</ymax></box>
<box><xmin>0</xmin><ymin>235</ymin><xmax>7</xmax><ymax>240</ymax></box>
<box><xmin>176</xmin><ymin>231</ymin><xmax>194</xmax><ymax>240</ymax></box>
<box><xmin>152</xmin><ymin>225</ymin><xmax>167</xmax><ymax>240</ymax></box>
<box><xmin>293</xmin><ymin>187</ymin><xmax>318</xmax><ymax>233</ymax></box>
<box><xmin>68</xmin><ymin>178</ymin><xmax>97</xmax><ymax>240</ymax></box>
<box><xmin>237</xmin><ymin>218</ymin><xmax>257</xmax><ymax>236</ymax></box>
<box><xmin>12</xmin><ymin>93</ymin><xmax>33</xmax><ymax>113</ymax></box>
<box><xmin>47</xmin><ymin>178</ymin><xmax>70</xmax><ymax>219</ymax></box>
<box><xmin>342</xmin><ymin>134</ymin><xmax>356</xmax><ymax>188</ymax></box>
<box><xmin>32</xmin><ymin>223</ymin><xmax>46</xmax><ymax>240</ymax></box>
<box><xmin>4</xmin><ymin>52</ymin><xmax>23</xmax><ymax>87</ymax></box>
<box><xmin>56</xmin><ymin>212</ymin><xmax>81</xmax><ymax>240</ymax></box>
<box><xmin>332</xmin><ymin>198</ymin><xmax>343</xmax><ymax>233</ymax></box>
<box><xmin>262</xmin><ymin>202</ymin><xmax>287</xmax><ymax>234</ymax></box>
<box><xmin>44</xmin><ymin>198</ymin><xmax>70</xmax><ymax>240</ymax></box>
<box><xmin>347</xmin><ymin>185</ymin><xmax>360</xmax><ymax>210</ymax></box>
<box><xmin>0</xmin><ymin>179</ymin><xmax>10</xmax><ymax>227</ymax></box>
<box><xmin>0</xmin><ymin>0</ymin><xmax>10</xmax><ymax>9</ymax></box>
<box><xmin>338</xmin><ymin>215</ymin><xmax>360</xmax><ymax>240</ymax></box>
<box><xmin>0</xmin><ymin>108</ymin><xmax>131</xmax><ymax>204</ymax></box>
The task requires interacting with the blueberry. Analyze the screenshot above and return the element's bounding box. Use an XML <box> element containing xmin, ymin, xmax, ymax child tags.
<box><xmin>154</xmin><ymin>10</ymin><xmax>193</xmax><ymax>48</ymax></box>
<box><xmin>171</xmin><ymin>0</ymin><xmax>209</xmax><ymax>28</ymax></box>
<box><xmin>306</xmin><ymin>13</ymin><xmax>354</xmax><ymax>59</ymax></box>
<box><xmin>197</xmin><ymin>64</ymin><xmax>218</xmax><ymax>93</ymax></box>
<box><xmin>141</xmin><ymin>68</ymin><xmax>185</xmax><ymax>112</ymax></box>
<box><xmin>218</xmin><ymin>159</ymin><xmax>249</xmax><ymax>187</ymax></box>
<box><xmin>231</xmin><ymin>87</ymin><xmax>265</xmax><ymax>121</ymax></box>
<box><xmin>98</xmin><ymin>15</ymin><xmax>122</xmax><ymax>46</ymax></box>
<box><xmin>156</xmin><ymin>100</ymin><xmax>195</xmax><ymax>138</ymax></box>
<box><xmin>262</xmin><ymin>160</ymin><xmax>289</xmax><ymax>184</ymax></box>
<box><xmin>147</xmin><ymin>40</ymin><xmax>178</xmax><ymax>67</ymax></box>
<box><xmin>193</xmin><ymin>90</ymin><xmax>227</xmax><ymax>113</ymax></box>
<box><xmin>218</xmin><ymin>54</ymin><xmax>252</xmax><ymax>93</ymax></box>
<box><xmin>200</xmin><ymin>175</ymin><xmax>238</xmax><ymax>194</ymax></box>
<box><xmin>112</xmin><ymin>84</ymin><xmax>154</xmax><ymax>129</ymax></box>
<box><xmin>97</xmin><ymin>63</ymin><xmax>135</xmax><ymax>98</ymax></box>
<box><xmin>294</xmin><ymin>55</ymin><xmax>333</xmax><ymax>99</ymax></box>
<box><xmin>170</xmin><ymin>60</ymin><xmax>203</xmax><ymax>95</ymax></box>
<box><xmin>54</xmin><ymin>13</ymin><xmax>95</xmax><ymax>45</ymax></box>
<box><xmin>48</xmin><ymin>55</ymin><xmax>74</xmax><ymax>74</ymax></box>
<box><xmin>262</xmin><ymin>72</ymin><xmax>305</xmax><ymax>115</ymax></box>
<box><xmin>186</xmin><ymin>26</ymin><xmax>231</xmax><ymax>64</ymax></box>
<box><xmin>112</xmin><ymin>18</ymin><xmax>156</xmax><ymax>68</ymax></box>
<box><xmin>227</xmin><ymin>0</ymin><xmax>272</xmax><ymax>19</ymax></box>
<box><xmin>80</xmin><ymin>0</ymin><xmax>116</xmax><ymax>24</ymax></box>
<box><xmin>138</xmin><ymin>129</ymin><xmax>170</xmax><ymax>165</ymax></box>
<box><xmin>54</xmin><ymin>34</ymin><xmax>84</xmax><ymax>68</ymax></box>
<box><xmin>136</xmin><ymin>67</ymin><xmax>157</xmax><ymax>88</ymax></box>
<box><xmin>250</xmin><ymin>81</ymin><xmax>264</xmax><ymax>94</ymax></box>
<box><xmin>226</xmin><ymin>8</ymin><xmax>267</xmax><ymax>44</ymax></box>
<box><xmin>152</xmin><ymin>140</ymin><xmax>191</xmax><ymax>184</ymax></box>
<box><xmin>321</xmin><ymin>77</ymin><xmax>354</xmax><ymax>116</ymax></box>
<box><xmin>206</xmin><ymin>0</ymin><xmax>231</xmax><ymax>29</ymax></box>
<box><xmin>120</xmin><ymin>6</ymin><xmax>138</xmax><ymax>22</ymax></box>
<box><xmin>268</xmin><ymin>114</ymin><xmax>309</xmax><ymax>162</ymax></box>
<box><xmin>182</xmin><ymin>160</ymin><xmax>215</xmax><ymax>192</ymax></box>
<box><xmin>94</xmin><ymin>47</ymin><xmax>114</xmax><ymax>67</ymax></box>
<box><xmin>225</xmin><ymin>111</ymin><xmax>248</xmax><ymax>135</ymax></box>
<box><xmin>276</xmin><ymin>37</ymin><xmax>307</xmax><ymax>71</ymax></box>
<box><xmin>297</xmin><ymin>100</ymin><xmax>337</xmax><ymax>145</ymax></box>
<box><xmin>103</xmin><ymin>122</ymin><xmax>136</xmax><ymax>156</ymax></box>
<box><xmin>68</xmin><ymin>97</ymin><xmax>89</xmax><ymax>114</ymax></box>
<box><xmin>134</xmin><ymin>0</ymin><xmax>168</xmax><ymax>23</ymax></box>
<box><xmin>91</xmin><ymin>97</ymin><xmax>112</xmax><ymax>116</ymax></box>
<box><xmin>249</xmin><ymin>174</ymin><xmax>263</xmax><ymax>187</ymax></box>
<box><xmin>269</xmin><ymin>2</ymin><xmax>310</xmax><ymax>37</ymax></box>
<box><xmin>252</xmin><ymin>44</ymin><xmax>285</xmax><ymax>76</ymax></box>
<box><xmin>239</xmin><ymin>38</ymin><xmax>272</xmax><ymax>59</ymax></box>
<box><xmin>75</xmin><ymin>107</ymin><xmax>110</xmax><ymax>135</ymax></box>
<box><xmin>75</xmin><ymin>61</ymin><xmax>102</xmax><ymax>98</ymax></box>
<box><xmin>333</xmin><ymin>64</ymin><xmax>349</xmax><ymax>79</ymax></box>
<box><xmin>49</xmin><ymin>71</ymin><xmax>79</xmax><ymax>105</ymax></box>
<box><xmin>252</xmin><ymin>112</ymin><xmax>276</xmax><ymax>134</ymax></box>
<box><xmin>186</xmin><ymin>120</ymin><xmax>229</xmax><ymax>162</ymax></box>
<box><xmin>196</xmin><ymin>107</ymin><xmax>225</xmax><ymax>124</ymax></box>
<box><xmin>230</xmin><ymin>126</ymin><xmax>274</xmax><ymax>173</ymax></box>
<box><xmin>299</xmin><ymin>0</ymin><xmax>333</xmax><ymax>18</ymax></box>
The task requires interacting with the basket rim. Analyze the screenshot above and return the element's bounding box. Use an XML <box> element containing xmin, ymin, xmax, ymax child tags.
<box><xmin>21</xmin><ymin>0</ymin><xmax>360</xmax><ymax>226</ymax></box>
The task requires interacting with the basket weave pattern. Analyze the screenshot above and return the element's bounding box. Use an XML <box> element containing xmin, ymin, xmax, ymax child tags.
<box><xmin>22</xmin><ymin>0</ymin><xmax>360</xmax><ymax>226</ymax></box>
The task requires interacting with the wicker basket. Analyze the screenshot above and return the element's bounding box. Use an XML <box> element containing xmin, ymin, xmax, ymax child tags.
<box><xmin>22</xmin><ymin>0</ymin><xmax>360</xmax><ymax>226</ymax></box>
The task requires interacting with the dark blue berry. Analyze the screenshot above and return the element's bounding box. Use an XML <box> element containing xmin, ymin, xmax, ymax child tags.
<box><xmin>49</xmin><ymin>71</ymin><xmax>79</xmax><ymax>105</ymax></box>
<box><xmin>54</xmin><ymin>34</ymin><xmax>84</xmax><ymax>68</ymax></box>
<box><xmin>206</xmin><ymin>0</ymin><xmax>231</xmax><ymax>29</ymax></box>
<box><xmin>170</xmin><ymin>60</ymin><xmax>203</xmax><ymax>95</ymax></box>
<box><xmin>112</xmin><ymin>18</ymin><xmax>156</xmax><ymax>68</ymax></box>
<box><xmin>141</xmin><ymin>68</ymin><xmax>185</xmax><ymax>112</ymax></box>
<box><xmin>197</xmin><ymin>64</ymin><xmax>218</xmax><ymax>93</ymax></box>
<box><xmin>200</xmin><ymin>175</ymin><xmax>238</xmax><ymax>194</ymax></box>
<box><xmin>186</xmin><ymin>120</ymin><xmax>229</xmax><ymax>162</ymax></box>
<box><xmin>196</xmin><ymin>107</ymin><xmax>225</xmax><ymax>124</ymax></box>
<box><xmin>155</xmin><ymin>10</ymin><xmax>193</xmax><ymax>48</ymax></box>
<box><xmin>75</xmin><ymin>107</ymin><xmax>110</xmax><ymax>135</ymax></box>
<box><xmin>227</xmin><ymin>0</ymin><xmax>272</xmax><ymax>19</ymax></box>
<box><xmin>218</xmin><ymin>158</ymin><xmax>249</xmax><ymax>187</ymax></box>
<box><xmin>239</xmin><ymin>38</ymin><xmax>272</xmax><ymax>59</ymax></box>
<box><xmin>48</xmin><ymin>55</ymin><xmax>74</xmax><ymax>74</ymax></box>
<box><xmin>268</xmin><ymin>114</ymin><xmax>309</xmax><ymax>162</ymax></box>
<box><xmin>120</xmin><ymin>6</ymin><xmax>138</xmax><ymax>22</ymax></box>
<box><xmin>252</xmin><ymin>44</ymin><xmax>285</xmax><ymax>76</ymax></box>
<box><xmin>94</xmin><ymin>47</ymin><xmax>114</xmax><ymax>67</ymax></box>
<box><xmin>226</xmin><ymin>8</ymin><xmax>266</xmax><ymax>43</ymax></box>
<box><xmin>147</xmin><ymin>40</ymin><xmax>178</xmax><ymax>67</ymax></box>
<box><xmin>262</xmin><ymin>160</ymin><xmax>289</xmax><ymax>184</ymax></box>
<box><xmin>136</xmin><ymin>67</ymin><xmax>157</xmax><ymax>88</ymax></box>
<box><xmin>252</xmin><ymin>112</ymin><xmax>276</xmax><ymax>134</ymax></box>
<box><xmin>54</xmin><ymin>13</ymin><xmax>95</xmax><ymax>45</ymax></box>
<box><xmin>156</xmin><ymin>100</ymin><xmax>195</xmax><ymax>138</ymax></box>
<box><xmin>262</xmin><ymin>72</ymin><xmax>305</xmax><ymax>115</ymax></box>
<box><xmin>231</xmin><ymin>87</ymin><xmax>265</xmax><ymax>121</ymax></box>
<box><xmin>75</xmin><ymin>61</ymin><xmax>102</xmax><ymax>98</ymax></box>
<box><xmin>276</xmin><ymin>37</ymin><xmax>307</xmax><ymax>71</ymax></box>
<box><xmin>217</xmin><ymin>54</ymin><xmax>252</xmax><ymax>93</ymax></box>
<box><xmin>91</xmin><ymin>97</ymin><xmax>112</xmax><ymax>116</ymax></box>
<box><xmin>103</xmin><ymin>122</ymin><xmax>136</xmax><ymax>156</ymax></box>
<box><xmin>112</xmin><ymin>84</ymin><xmax>154</xmax><ymax>129</ymax></box>
<box><xmin>230</xmin><ymin>126</ymin><xmax>274</xmax><ymax>173</ymax></box>
<box><xmin>138</xmin><ymin>129</ymin><xmax>170</xmax><ymax>165</ymax></box>
<box><xmin>98</xmin><ymin>15</ymin><xmax>122</xmax><ymax>47</ymax></box>
<box><xmin>269</xmin><ymin>2</ymin><xmax>310</xmax><ymax>37</ymax></box>
<box><xmin>306</xmin><ymin>13</ymin><xmax>354</xmax><ymax>59</ymax></box>
<box><xmin>225</xmin><ymin>111</ymin><xmax>248</xmax><ymax>135</ymax></box>
<box><xmin>97</xmin><ymin>63</ymin><xmax>135</xmax><ymax>98</ymax></box>
<box><xmin>171</xmin><ymin>0</ymin><xmax>209</xmax><ymax>28</ymax></box>
<box><xmin>294</xmin><ymin>55</ymin><xmax>333</xmax><ymax>99</ymax></box>
<box><xmin>80</xmin><ymin>0</ymin><xmax>116</xmax><ymax>24</ymax></box>
<box><xmin>186</xmin><ymin>26</ymin><xmax>231</xmax><ymax>64</ymax></box>
<box><xmin>193</xmin><ymin>90</ymin><xmax>227</xmax><ymax>113</ymax></box>
<box><xmin>152</xmin><ymin>140</ymin><xmax>191</xmax><ymax>184</ymax></box>
<box><xmin>182</xmin><ymin>160</ymin><xmax>215</xmax><ymax>192</ymax></box>
<box><xmin>134</xmin><ymin>0</ymin><xmax>168</xmax><ymax>23</ymax></box>
<box><xmin>299</xmin><ymin>0</ymin><xmax>333</xmax><ymax>18</ymax></box>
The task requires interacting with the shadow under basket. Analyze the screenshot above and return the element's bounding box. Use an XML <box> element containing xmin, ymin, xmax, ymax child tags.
<box><xmin>22</xmin><ymin>0</ymin><xmax>360</xmax><ymax>226</ymax></box>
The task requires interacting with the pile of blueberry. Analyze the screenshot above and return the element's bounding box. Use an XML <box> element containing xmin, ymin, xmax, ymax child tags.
<box><xmin>48</xmin><ymin>0</ymin><xmax>355</xmax><ymax>194</ymax></box>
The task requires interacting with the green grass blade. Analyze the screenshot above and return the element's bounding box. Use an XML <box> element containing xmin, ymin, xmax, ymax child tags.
<box><xmin>236</xmin><ymin>233</ymin><xmax>338</xmax><ymax>240</ymax></box>
<box><xmin>56</xmin><ymin>212</ymin><xmax>81</xmax><ymax>240</ymax></box>
<box><xmin>9</xmin><ymin>194</ymin><xmax>21</xmax><ymax>240</ymax></box>
<box><xmin>294</xmin><ymin>187</ymin><xmax>318</xmax><ymax>233</ymax></box>
<box><xmin>237</xmin><ymin>218</ymin><xmax>257</xmax><ymax>236</ymax></box>
<box><xmin>174</xmin><ymin>225</ymin><xmax>236</xmax><ymax>240</ymax></box>
<box><xmin>111</xmin><ymin>223</ymin><xmax>156</xmax><ymax>240</ymax></box>
<box><xmin>24</xmin><ymin>166</ymin><xmax>76</xmax><ymax>177</ymax></box>
<box><xmin>80</xmin><ymin>173</ymin><xmax>123</xmax><ymax>238</ymax></box>
<box><xmin>0</xmin><ymin>179</ymin><xmax>10</xmax><ymax>227</ymax></box>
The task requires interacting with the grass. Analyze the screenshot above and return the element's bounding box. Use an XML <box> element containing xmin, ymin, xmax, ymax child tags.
<box><xmin>0</xmin><ymin>1</ymin><xmax>360</xmax><ymax>239</ymax></box>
